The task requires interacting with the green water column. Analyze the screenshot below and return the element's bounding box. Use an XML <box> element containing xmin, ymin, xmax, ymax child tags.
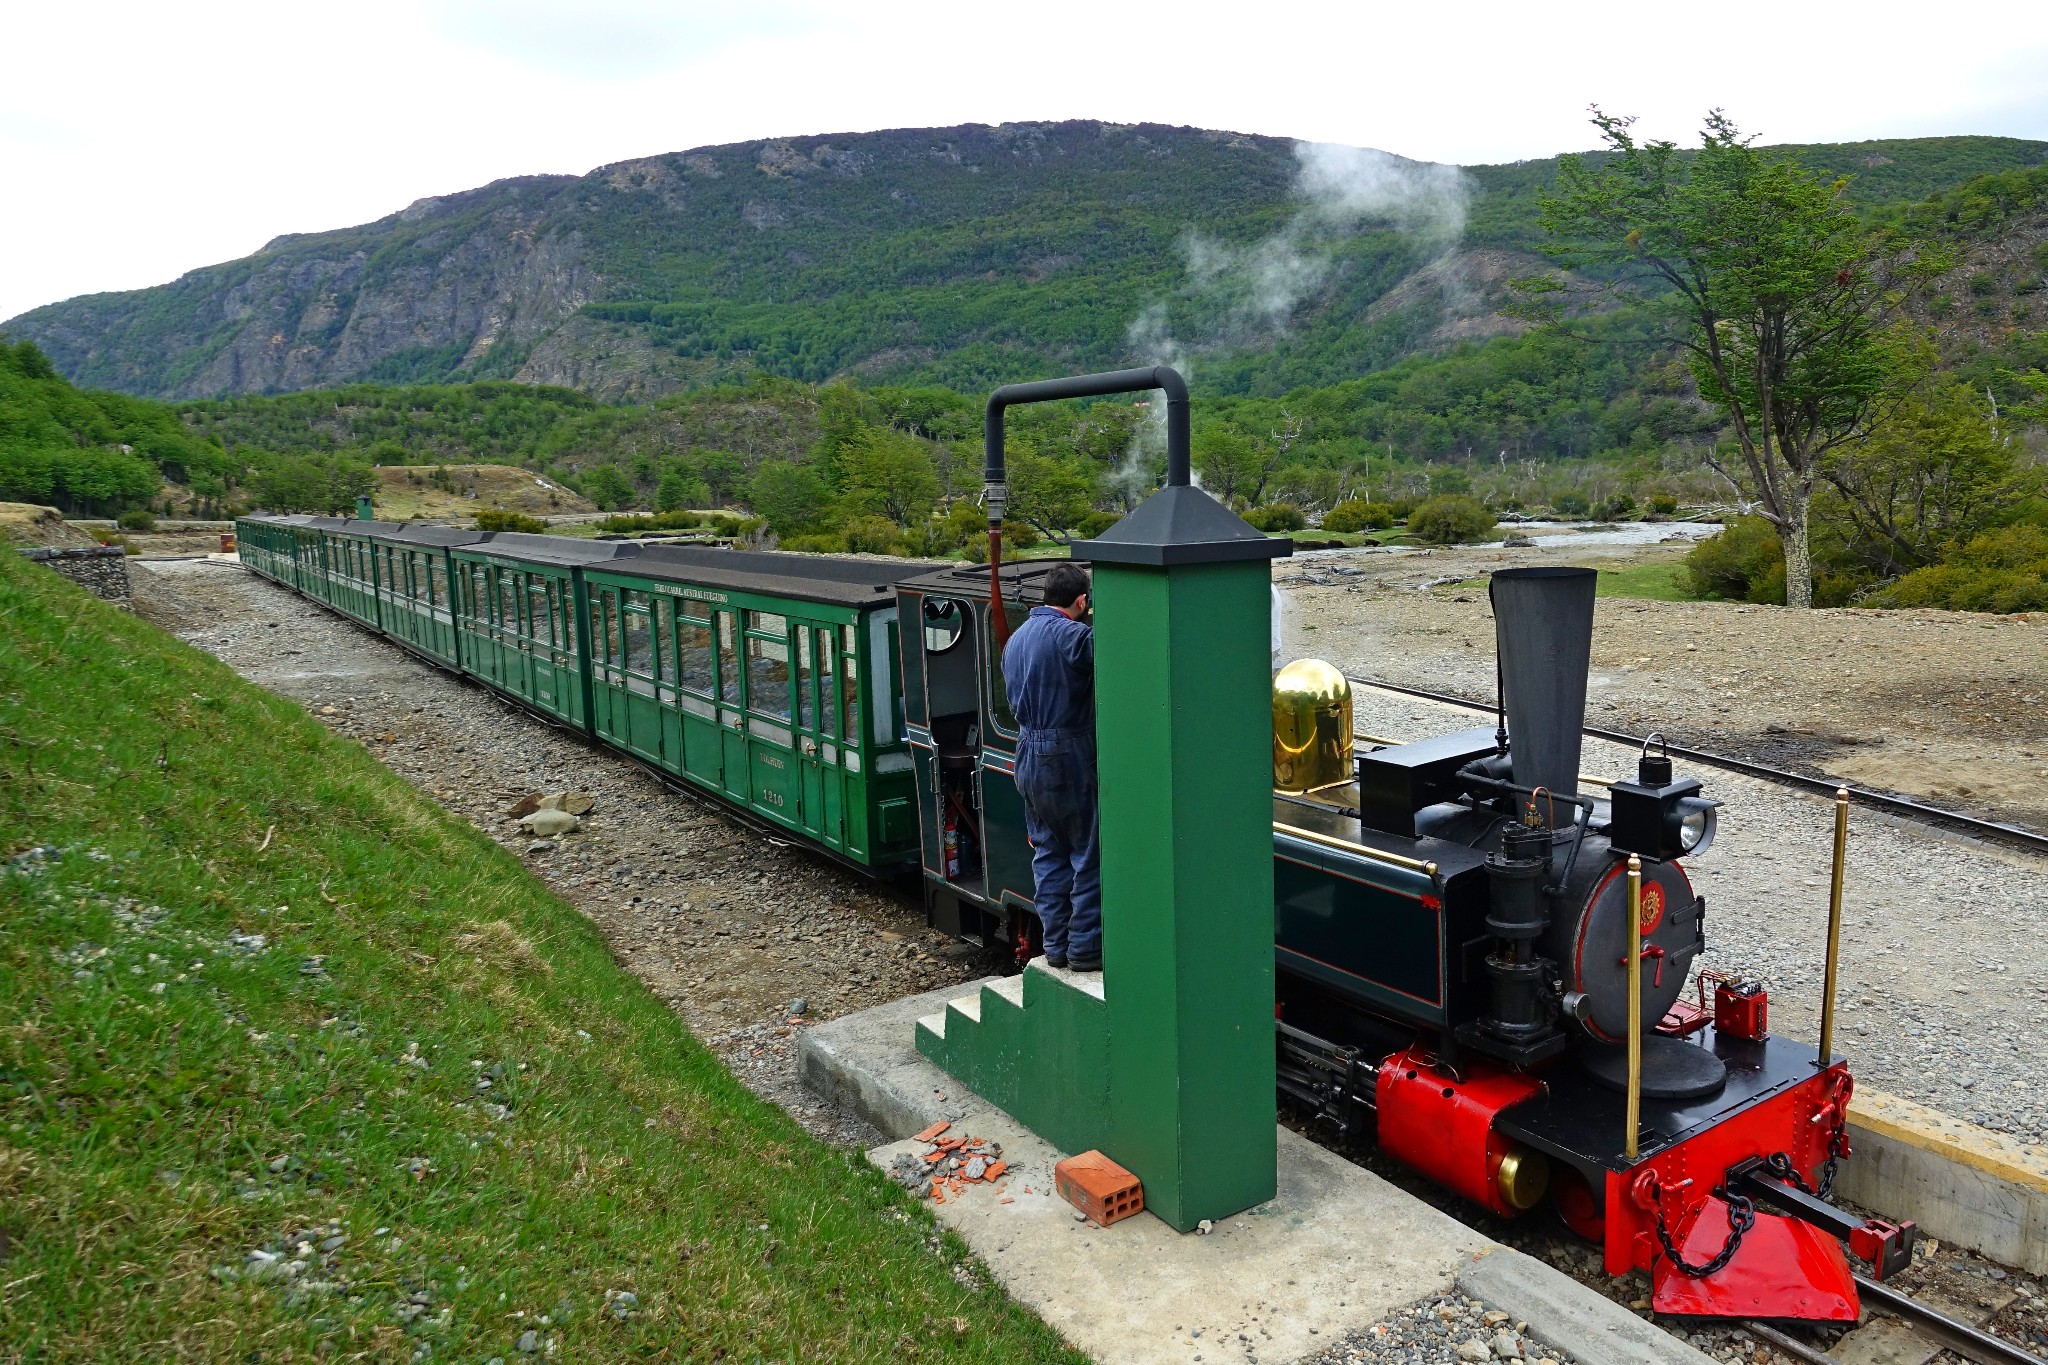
<box><xmin>1078</xmin><ymin>487</ymin><xmax>1290</xmax><ymax>1230</ymax></box>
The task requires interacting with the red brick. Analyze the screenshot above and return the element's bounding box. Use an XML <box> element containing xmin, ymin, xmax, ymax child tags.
<box><xmin>983</xmin><ymin>1161</ymin><xmax>1008</xmax><ymax>1183</ymax></box>
<box><xmin>914</xmin><ymin>1121</ymin><xmax>951</xmax><ymax>1143</ymax></box>
<box><xmin>1054</xmin><ymin>1151</ymin><xmax>1144</xmax><ymax>1226</ymax></box>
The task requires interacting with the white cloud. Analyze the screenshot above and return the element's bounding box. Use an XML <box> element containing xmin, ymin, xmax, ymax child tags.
<box><xmin>3</xmin><ymin>0</ymin><xmax>2044</xmax><ymax>326</ymax></box>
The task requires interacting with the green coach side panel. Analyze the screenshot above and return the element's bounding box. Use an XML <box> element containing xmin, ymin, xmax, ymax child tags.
<box><xmin>370</xmin><ymin>524</ymin><xmax>489</xmax><ymax>669</ymax></box>
<box><xmin>585</xmin><ymin>545</ymin><xmax>922</xmax><ymax>869</ymax></box>
<box><xmin>449</xmin><ymin>534</ymin><xmax>642</xmax><ymax>731</ymax></box>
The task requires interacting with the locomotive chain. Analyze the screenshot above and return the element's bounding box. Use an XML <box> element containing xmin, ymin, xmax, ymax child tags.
<box><xmin>1649</xmin><ymin>1182</ymin><xmax>1756</xmax><ymax>1279</ymax></box>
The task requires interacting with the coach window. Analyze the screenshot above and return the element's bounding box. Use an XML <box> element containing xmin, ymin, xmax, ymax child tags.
<box><xmin>497</xmin><ymin>570</ymin><xmax>520</xmax><ymax>637</ymax></box>
<box><xmin>623</xmin><ymin>591</ymin><xmax>654</xmax><ymax>695</ymax></box>
<box><xmin>679</xmin><ymin>606</ymin><xmax>713</xmax><ymax>696</ymax></box>
<box><xmin>597</xmin><ymin>591</ymin><xmax>620</xmax><ymax>682</ymax></box>
<box><xmin>794</xmin><ymin>627</ymin><xmax>813</xmax><ymax>730</ymax></box>
<box><xmin>716</xmin><ymin>611</ymin><xmax>740</xmax><ymax>711</ymax></box>
<box><xmin>814</xmin><ymin>628</ymin><xmax>838</xmax><ymax>740</ymax></box>
<box><xmin>745</xmin><ymin>612</ymin><xmax>791</xmax><ymax>720</ymax></box>
<box><xmin>652</xmin><ymin>598</ymin><xmax>675</xmax><ymax>692</ymax></box>
<box><xmin>529</xmin><ymin>579</ymin><xmax>553</xmax><ymax>648</ymax></box>
<box><xmin>840</xmin><ymin>624</ymin><xmax>861</xmax><ymax>768</ymax></box>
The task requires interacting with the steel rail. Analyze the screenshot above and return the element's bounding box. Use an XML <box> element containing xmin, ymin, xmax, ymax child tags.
<box><xmin>1345</xmin><ymin>675</ymin><xmax>2048</xmax><ymax>857</ymax></box>
<box><xmin>1854</xmin><ymin>1273</ymin><xmax>2048</xmax><ymax>1365</ymax></box>
<box><xmin>1743</xmin><ymin>1321</ymin><xmax>1840</xmax><ymax>1365</ymax></box>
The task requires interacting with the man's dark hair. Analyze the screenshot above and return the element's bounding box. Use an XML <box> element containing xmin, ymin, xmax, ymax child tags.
<box><xmin>1042</xmin><ymin>563</ymin><xmax>1091</xmax><ymax>609</ymax></box>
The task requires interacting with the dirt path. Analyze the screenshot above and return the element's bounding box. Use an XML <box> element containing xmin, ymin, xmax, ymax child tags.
<box><xmin>146</xmin><ymin>561</ymin><xmax>989</xmax><ymax>1150</ymax></box>
<box><xmin>1279</xmin><ymin>540</ymin><xmax>2048</xmax><ymax>830</ymax></box>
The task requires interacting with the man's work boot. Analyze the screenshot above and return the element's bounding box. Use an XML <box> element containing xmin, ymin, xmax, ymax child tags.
<box><xmin>1067</xmin><ymin>954</ymin><xmax>1101</xmax><ymax>973</ymax></box>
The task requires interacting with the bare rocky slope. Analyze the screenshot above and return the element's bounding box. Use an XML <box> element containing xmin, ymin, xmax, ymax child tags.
<box><xmin>9</xmin><ymin>125</ymin><xmax>2041</xmax><ymax>403</ymax></box>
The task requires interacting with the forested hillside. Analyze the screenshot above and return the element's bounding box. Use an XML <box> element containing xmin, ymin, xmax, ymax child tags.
<box><xmin>8</xmin><ymin>122</ymin><xmax>2043</xmax><ymax>403</ymax></box>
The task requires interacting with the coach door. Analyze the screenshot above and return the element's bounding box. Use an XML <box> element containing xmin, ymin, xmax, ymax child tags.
<box><xmin>791</xmin><ymin>623</ymin><xmax>834</xmax><ymax>846</ymax></box>
<box><xmin>529</xmin><ymin>576</ymin><xmax>560</xmax><ymax>713</ymax></box>
<box><xmin>715</xmin><ymin>608</ymin><xmax>749</xmax><ymax>801</ymax></box>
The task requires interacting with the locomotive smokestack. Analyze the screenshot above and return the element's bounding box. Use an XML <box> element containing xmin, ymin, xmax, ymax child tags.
<box><xmin>1490</xmin><ymin>566</ymin><xmax>1597</xmax><ymax>821</ymax></box>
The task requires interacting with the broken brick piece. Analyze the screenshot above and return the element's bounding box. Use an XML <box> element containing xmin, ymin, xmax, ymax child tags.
<box><xmin>922</xmin><ymin>1150</ymin><xmax>946</xmax><ymax>1164</ymax></box>
<box><xmin>983</xmin><ymin>1161</ymin><xmax>1007</xmax><ymax>1182</ymax></box>
<box><xmin>1054</xmin><ymin>1151</ymin><xmax>1144</xmax><ymax>1227</ymax></box>
<box><xmin>913</xmin><ymin>1121</ymin><xmax>950</xmax><ymax>1143</ymax></box>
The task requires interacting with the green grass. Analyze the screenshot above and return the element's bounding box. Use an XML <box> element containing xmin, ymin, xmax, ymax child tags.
<box><xmin>1592</xmin><ymin>559</ymin><xmax>1695</xmax><ymax>602</ymax></box>
<box><xmin>0</xmin><ymin>552</ymin><xmax>1080</xmax><ymax>1363</ymax></box>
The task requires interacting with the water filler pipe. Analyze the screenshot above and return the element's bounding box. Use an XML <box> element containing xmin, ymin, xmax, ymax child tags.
<box><xmin>982</xmin><ymin>365</ymin><xmax>1190</xmax><ymax>644</ymax></box>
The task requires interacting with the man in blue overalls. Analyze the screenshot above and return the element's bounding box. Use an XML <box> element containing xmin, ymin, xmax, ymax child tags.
<box><xmin>1002</xmin><ymin>563</ymin><xmax>1100</xmax><ymax>972</ymax></box>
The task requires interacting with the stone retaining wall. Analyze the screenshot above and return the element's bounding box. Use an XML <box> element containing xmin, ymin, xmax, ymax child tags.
<box><xmin>19</xmin><ymin>545</ymin><xmax>132</xmax><ymax>606</ymax></box>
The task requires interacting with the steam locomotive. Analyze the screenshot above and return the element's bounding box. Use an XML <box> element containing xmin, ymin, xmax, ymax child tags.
<box><xmin>899</xmin><ymin>558</ymin><xmax>1914</xmax><ymax>1324</ymax></box>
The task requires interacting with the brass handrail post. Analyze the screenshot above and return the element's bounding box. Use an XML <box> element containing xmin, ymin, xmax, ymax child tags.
<box><xmin>1818</xmin><ymin>787</ymin><xmax>1850</xmax><ymax>1067</ymax></box>
<box><xmin>1626</xmin><ymin>853</ymin><xmax>1643</xmax><ymax>1160</ymax></box>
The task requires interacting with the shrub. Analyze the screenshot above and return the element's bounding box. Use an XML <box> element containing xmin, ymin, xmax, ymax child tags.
<box><xmin>1407</xmin><ymin>495</ymin><xmax>1497</xmax><ymax>545</ymax></box>
<box><xmin>1683</xmin><ymin>516</ymin><xmax>1785</xmax><ymax>603</ymax></box>
<box><xmin>1552</xmin><ymin>491</ymin><xmax>1591</xmax><ymax>517</ymax></box>
<box><xmin>781</xmin><ymin>532</ymin><xmax>848</xmax><ymax>554</ymax></box>
<box><xmin>893</xmin><ymin>522</ymin><xmax>955</xmax><ymax>558</ymax></box>
<box><xmin>1245</xmin><ymin>503</ymin><xmax>1307</xmax><ymax>532</ymax></box>
<box><xmin>843</xmin><ymin>516</ymin><xmax>900</xmax><ymax>555</ymax></box>
<box><xmin>475</xmin><ymin>508</ymin><xmax>547</xmax><ymax>534</ymax></box>
<box><xmin>1595</xmin><ymin>493</ymin><xmax>1636</xmax><ymax>520</ymax></box>
<box><xmin>1076</xmin><ymin>510</ymin><xmax>1120</xmax><ymax>538</ymax></box>
<box><xmin>1322</xmin><ymin>499</ymin><xmax>1395</xmax><ymax>533</ymax></box>
<box><xmin>116</xmin><ymin>509</ymin><xmax>157</xmax><ymax>532</ymax></box>
<box><xmin>1872</xmin><ymin>526</ymin><xmax>2048</xmax><ymax>613</ymax></box>
<box><xmin>1649</xmin><ymin>494</ymin><xmax>1680</xmax><ymax>516</ymax></box>
<box><xmin>1002</xmin><ymin>519</ymin><xmax>1041</xmax><ymax>550</ymax></box>
<box><xmin>1386</xmin><ymin>497</ymin><xmax>1419</xmax><ymax>521</ymax></box>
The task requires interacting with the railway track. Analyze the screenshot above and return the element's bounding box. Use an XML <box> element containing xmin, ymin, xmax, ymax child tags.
<box><xmin>1346</xmin><ymin>675</ymin><xmax>2048</xmax><ymax>858</ymax></box>
<box><xmin>1745</xmin><ymin>1272</ymin><xmax>2046</xmax><ymax>1365</ymax></box>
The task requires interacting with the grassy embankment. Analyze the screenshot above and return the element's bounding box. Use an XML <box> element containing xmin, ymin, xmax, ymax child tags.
<box><xmin>0</xmin><ymin>551</ymin><xmax>1078</xmax><ymax>1363</ymax></box>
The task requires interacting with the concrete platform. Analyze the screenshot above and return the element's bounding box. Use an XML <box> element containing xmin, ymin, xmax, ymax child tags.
<box><xmin>802</xmin><ymin>988</ymin><xmax>1714</xmax><ymax>1365</ymax></box>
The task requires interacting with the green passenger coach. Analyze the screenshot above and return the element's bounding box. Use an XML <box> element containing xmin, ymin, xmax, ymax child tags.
<box><xmin>233</xmin><ymin>514</ymin><xmax>922</xmax><ymax>873</ymax></box>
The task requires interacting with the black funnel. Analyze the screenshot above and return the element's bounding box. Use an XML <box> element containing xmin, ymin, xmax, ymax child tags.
<box><xmin>1490</xmin><ymin>567</ymin><xmax>1597</xmax><ymax>821</ymax></box>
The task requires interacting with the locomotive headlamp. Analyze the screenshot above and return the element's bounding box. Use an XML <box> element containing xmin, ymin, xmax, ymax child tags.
<box><xmin>1674</xmin><ymin>795</ymin><xmax>1719</xmax><ymax>856</ymax></box>
<box><xmin>1608</xmin><ymin>734</ymin><xmax>1721</xmax><ymax>861</ymax></box>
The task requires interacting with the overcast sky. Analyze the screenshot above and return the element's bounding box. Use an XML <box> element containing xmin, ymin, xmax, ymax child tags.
<box><xmin>4</xmin><ymin>0</ymin><xmax>2045</xmax><ymax>325</ymax></box>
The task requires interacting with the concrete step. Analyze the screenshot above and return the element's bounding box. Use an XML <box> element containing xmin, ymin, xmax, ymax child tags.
<box><xmin>916</xmin><ymin>1011</ymin><xmax>947</xmax><ymax>1041</ymax></box>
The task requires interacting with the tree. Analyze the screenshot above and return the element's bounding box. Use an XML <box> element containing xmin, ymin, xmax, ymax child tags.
<box><xmin>1008</xmin><ymin>449</ymin><xmax>1098</xmax><ymax>540</ymax></box>
<box><xmin>1822</xmin><ymin>376</ymin><xmax>2037</xmax><ymax>579</ymax></box>
<box><xmin>836</xmin><ymin>426</ymin><xmax>939</xmax><ymax>525</ymax></box>
<box><xmin>1192</xmin><ymin>425</ymin><xmax>1278</xmax><ymax>507</ymax></box>
<box><xmin>580</xmin><ymin>463</ymin><xmax>635</xmax><ymax>511</ymax></box>
<box><xmin>656</xmin><ymin>460</ymin><xmax>709</xmax><ymax>512</ymax></box>
<box><xmin>1532</xmin><ymin>110</ymin><xmax>1911</xmax><ymax>606</ymax></box>
<box><xmin>748</xmin><ymin>460</ymin><xmax>830</xmax><ymax>535</ymax></box>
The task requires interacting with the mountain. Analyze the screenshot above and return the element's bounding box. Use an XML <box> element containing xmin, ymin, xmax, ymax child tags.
<box><xmin>7</xmin><ymin>122</ymin><xmax>2044</xmax><ymax>403</ymax></box>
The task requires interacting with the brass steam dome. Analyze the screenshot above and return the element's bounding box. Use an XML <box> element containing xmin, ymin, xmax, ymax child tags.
<box><xmin>1272</xmin><ymin>658</ymin><xmax>1353</xmax><ymax>794</ymax></box>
